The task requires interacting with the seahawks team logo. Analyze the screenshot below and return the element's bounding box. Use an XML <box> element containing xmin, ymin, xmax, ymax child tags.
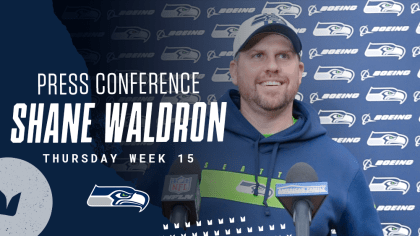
<box><xmin>62</xmin><ymin>6</ymin><xmax>101</xmax><ymax>22</ymax></box>
<box><xmin>364</xmin><ymin>0</ymin><xmax>405</xmax><ymax>16</ymax></box>
<box><xmin>161</xmin><ymin>92</ymin><xmax>201</xmax><ymax>104</ymax></box>
<box><xmin>369</xmin><ymin>177</ymin><xmax>410</xmax><ymax>195</ymax></box>
<box><xmin>367</xmin><ymin>131</ymin><xmax>408</xmax><ymax>149</ymax></box>
<box><xmin>366</xmin><ymin>87</ymin><xmax>407</xmax><ymax>104</ymax></box>
<box><xmin>211</xmin><ymin>24</ymin><xmax>239</xmax><ymax>38</ymax></box>
<box><xmin>360</xmin><ymin>70</ymin><xmax>375</xmax><ymax>81</ymax></box>
<box><xmin>412</xmin><ymin>46</ymin><xmax>420</xmax><ymax>57</ymax></box>
<box><xmin>161</xmin><ymin>47</ymin><xmax>201</xmax><ymax>63</ymax></box>
<box><xmin>381</xmin><ymin>223</ymin><xmax>411</xmax><ymax>236</ymax></box>
<box><xmin>77</xmin><ymin>49</ymin><xmax>101</xmax><ymax>65</ymax></box>
<box><xmin>318</xmin><ymin>110</ymin><xmax>356</xmax><ymax>127</ymax></box>
<box><xmin>87</xmin><ymin>185</ymin><xmax>150</xmax><ymax>212</ymax></box>
<box><xmin>212</xmin><ymin>68</ymin><xmax>232</xmax><ymax>82</ymax></box>
<box><xmin>313</xmin><ymin>22</ymin><xmax>354</xmax><ymax>39</ymax></box>
<box><xmin>261</xmin><ymin>2</ymin><xmax>302</xmax><ymax>18</ymax></box>
<box><xmin>308</xmin><ymin>5</ymin><xmax>322</xmax><ymax>16</ymax></box>
<box><xmin>161</xmin><ymin>4</ymin><xmax>200</xmax><ymax>20</ymax></box>
<box><xmin>295</xmin><ymin>92</ymin><xmax>303</xmax><ymax>101</ymax></box>
<box><xmin>412</xmin><ymin>3</ymin><xmax>420</xmax><ymax>14</ymax></box>
<box><xmin>111</xmin><ymin>26</ymin><xmax>150</xmax><ymax>42</ymax></box>
<box><xmin>236</xmin><ymin>180</ymin><xmax>274</xmax><ymax>198</ymax></box>
<box><xmin>365</xmin><ymin>43</ymin><xmax>405</xmax><ymax>59</ymax></box>
<box><xmin>314</xmin><ymin>66</ymin><xmax>355</xmax><ymax>83</ymax></box>
<box><xmin>414</xmin><ymin>91</ymin><xmax>420</xmax><ymax>102</ymax></box>
<box><xmin>415</xmin><ymin>135</ymin><xmax>420</xmax><ymax>147</ymax></box>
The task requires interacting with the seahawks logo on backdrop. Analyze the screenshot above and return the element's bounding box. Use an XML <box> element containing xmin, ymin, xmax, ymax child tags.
<box><xmin>369</xmin><ymin>177</ymin><xmax>410</xmax><ymax>195</ymax></box>
<box><xmin>412</xmin><ymin>3</ymin><xmax>420</xmax><ymax>14</ymax></box>
<box><xmin>415</xmin><ymin>135</ymin><xmax>420</xmax><ymax>147</ymax></box>
<box><xmin>412</xmin><ymin>46</ymin><xmax>420</xmax><ymax>57</ymax></box>
<box><xmin>161</xmin><ymin>47</ymin><xmax>201</xmax><ymax>63</ymax></box>
<box><xmin>77</xmin><ymin>49</ymin><xmax>100</xmax><ymax>65</ymax></box>
<box><xmin>367</xmin><ymin>131</ymin><xmax>409</xmax><ymax>149</ymax></box>
<box><xmin>365</xmin><ymin>43</ymin><xmax>405</xmax><ymax>59</ymax></box>
<box><xmin>360</xmin><ymin>70</ymin><xmax>375</xmax><ymax>81</ymax></box>
<box><xmin>318</xmin><ymin>110</ymin><xmax>356</xmax><ymax>127</ymax></box>
<box><xmin>363</xmin><ymin>159</ymin><xmax>376</xmax><ymax>170</ymax></box>
<box><xmin>414</xmin><ymin>91</ymin><xmax>420</xmax><ymax>102</ymax></box>
<box><xmin>212</xmin><ymin>68</ymin><xmax>232</xmax><ymax>82</ymax></box>
<box><xmin>309</xmin><ymin>48</ymin><xmax>322</xmax><ymax>59</ymax></box>
<box><xmin>366</xmin><ymin>87</ymin><xmax>407</xmax><ymax>104</ymax></box>
<box><xmin>62</xmin><ymin>6</ymin><xmax>101</xmax><ymax>22</ymax></box>
<box><xmin>161</xmin><ymin>92</ymin><xmax>201</xmax><ymax>104</ymax></box>
<box><xmin>111</xmin><ymin>26</ymin><xmax>150</xmax><ymax>42</ymax></box>
<box><xmin>295</xmin><ymin>92</ymin><xmax>303</xmax><ymax>101</ymax></box>
<box><xmin>364</xmin><ymin>0</ymin><xmax>405</xmax><ymax>16</ymax></box>
<box><xmin>236</xmin><ymin>180</ymin><xmax>274</xmax><ymax>198</ymax></box>
<box><xmin>314</xmin><ymin>66</ymin><xmax>355</xmax><ymax>83</ymax></box>
<box><xmin>261</xmin><ymin>2</ymin><xmax>302</xmax><ymax>18</ymax></box>
<box><xmin>87</xmin><ymin>185</ymin><xmax>150</xmax><ymax>212</ymax></box>
<box><xmin>211</xmin><ymin>24</ymin><xmax>239</xmax><ymax>38</ymax></box>
<box><xmin>381</xmin><ymin>223</ymin><xmax>411</xmax><ymax>236</ymax></box>
<box><xmin>313</xmin><ymin>22</ymin><xmax>354</xmax><ymax>39</ymax></box>
<box><xmin>308</xmin><ymin>5</ymin><xmax>322</xmax><ymax>16</ymax></box>
<box><xmin>161</xmin><ymin>4</ymin><xmax>200</xmax><ymax>20</ymax></box>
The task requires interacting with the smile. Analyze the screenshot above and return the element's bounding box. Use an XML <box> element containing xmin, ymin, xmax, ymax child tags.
<box><xmin>260</xmin><ymin>81</ymin><xmax>282</xmax><ymax>86</ymax></box>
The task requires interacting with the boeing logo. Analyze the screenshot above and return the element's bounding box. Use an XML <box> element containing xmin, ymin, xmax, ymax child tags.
<box><xmin>156</xmin><ymin>30</ymin><xmax>205</xmax><ymax>41</ymax></box>
<box><xmin>313</xmin><ymin>22</ymin><xmax>354</xmax><ymax>39</ymax></box>
<box><xmin>111</xmin><ymin>26</ymin><xmax>150</xmax><ymax>42</ymax></box>
<box><xmin>318</xmin><ymin>110</ymin><xmax>355</xmax><ymax>127</ymax></box>
<box><xmin>362</xmin><ymin>114</ymin><xmax>412</xmax><ymax>125</ymax></box>
<box><xmin>369</xmin><ymin>177</ymin><xmax>410</xmax><ymax>195</ymax></box>
<box><xmin>262</xmin><ymin>2</ymin><xmax>302</xmax><ymax>18</ymax></box>
<box><xmin>207</xmin><ymin>50</ymin><xmax>234</xmax><ymax>61</ymax></box>
<box><xmin>412</xmin><ymin>46</ymin><xmax>420</xmax><ymax>57</ymax></box>
<box><xmin>367</xmin><ymin>131</ymin><xmax>408</xmax><ymax>149</ymax></box>
<box><xmin>366</xmin><ymin>87</ymin><xmax>407</xmax><ymax>104</ymax></box>
<box><xmin>211</xmin><ymin>24</ymin><xmax>239</xmax><ymax>38</ymax></box>
<box><xmin>363</xmin><ymin>159</ymin><xmax>413</xmax><ymax>170</ymax></box>
<box><xmin>361</xmin><ymin>70</ymin><xmax>411</xmax><ymax>81</ymax></box>
<box><xmin>415</xmin><ymin>91</ymin><xmax>420</xmax><ymax>102</ymax></box>
<box><xmin>161</xmin><ymin>4</ymin><xmax>200</xmax><ymax>20</ymax></box>
<box><xmin>206</xmin><ymin>7</ymin><xmax>255</xmax><ymax>18</ymax></box>
<box><xmin>377</xmin><ymin>205</ymin><xmax>415</xmax><ymax>211</ymax></box>
<box><xmin>365</xmin><ymin>43</ymin><xmax>405</xmax><ymax>59</ymax></box>
<box><xmin>415</xmin><ymin>135</ymin><xmax>420</xmax><ymax>147</ymax></box>
<box><xmin>359</xmin><ymin>25</ymin><xmax>409</xmax><ymax>36</ymax></box>
<box><xmin>364</xmin><ymin>0</ymin><xmax>405</xmax><ymax>16</ymax></box>
<box><xmin>212</xmin><ymin>68</ymin><xmax>232</xmax><ymax>82</ymax></box>
<box><xmin>308</xmin><ymin>5</ymin><xmax>357</xmax><ymax>16</ymax></box>
<box><xmin>310</xmin><ymin>92</ymin><xmax>359</xmax><ymax>103</ymax></box>
<box><xmin>107</xmin><ymin>9</ymin><xmax>154</xmax><ymax>20</ymax></box>
<box><xmin>161</xmin><ymin>47</ymin><xmax>200</xmax><ymax>63</ymax></box>
<box><xmin>332</xmin><ymin>137</ymin><xmax>360</xmax><ymax>144</ymax></box>
<box><xmin>314</xmin><ymin>66</ymin><xmax>355</xmax><ymax>83</ymax></box>
<box><xmin>411</xmin><ymin>3</ymin><xmax>420</xmax><ymax>14</ymax></box>
<box><xmin>309</xmin><ymin>49</ymin><xmax>358</xmax><ymax>59</ymax></box>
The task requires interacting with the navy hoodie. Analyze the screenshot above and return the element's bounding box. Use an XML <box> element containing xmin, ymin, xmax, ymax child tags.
<box><xmin>139</xmin><ymin>89</ymin><xmax>383</xmax><ymax>236</ymax></box>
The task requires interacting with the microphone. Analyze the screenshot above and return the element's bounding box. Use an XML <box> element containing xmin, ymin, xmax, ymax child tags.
<box><xmin>161</xmin><ymin>155</ymin><xmax>201</xmax><ymax>230</ymax></box>
<box><xmin>276</xmin><ymin>162</ymin><xmax>328</xmax><ymax>236</ymax></box>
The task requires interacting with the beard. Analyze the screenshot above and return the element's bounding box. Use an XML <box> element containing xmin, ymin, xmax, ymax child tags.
<box><xmin>237</xmin><ymin>77</ymin><xmax>300</xmax><ymax>112</ymax></box>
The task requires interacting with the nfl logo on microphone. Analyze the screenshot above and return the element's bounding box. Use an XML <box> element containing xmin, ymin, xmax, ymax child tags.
<box><xmin>170</xmin><ymin>176</ymin><xmax>192</xmax><ymax>194</ymax></box>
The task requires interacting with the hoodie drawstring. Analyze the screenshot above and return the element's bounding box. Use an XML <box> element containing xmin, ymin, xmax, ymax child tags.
<box><xmin>253</xmin><ymin>136</ymin><xmax>261</xmax><ymax>196</ymax></box>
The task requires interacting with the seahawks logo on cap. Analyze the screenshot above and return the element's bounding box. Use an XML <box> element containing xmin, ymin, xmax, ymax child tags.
<box><xmin>212</xmin><ymin>68</ymin><xmax>232</xmax><ymax>82</ymax></box>
<box><xmin>369</xmin><ymin>177</ymin><xmax>410</xmax><ymax>195</ymax></box>
<box><xmin>295</xmin><ymin>92</ymin><xmax>303</xmax><ymax>101</ymax></box>
<box><xmin>211</xmin><ymin>24</ymin><xmax>239</xmax><ymax>38</ymax></box>
<box><xmin>381</xmin><ymin>223</ymin><xmax>411</xmax><ymax>236</ymax></box>
<box><xmin>414</xmin><ymin>91</ymin><xmax>420</xmax><ymax>102</ymax></box>
<box><xmin>87</xmin><ymin>185</ymin><xmax>150</xmax><ymax>212</ymax></box>
<box><xmin>77</xmin><ymin>49</ymin><xmax>100</xmax><ymax>65</ymax></box>
<box><xmin>161</xmin><ymin>47</ymin><xmax>200</xmax><ymax>63</ymax></box>
<box><xmin>314</xmin><ymin>66</ymin><xmax>355</xmax><ymax>83</ymax></box>
<box><xmin>161</xmin><ymin>4</ymin><xmax>200</xmax><ymax>20</ymax></box>
<box><xmin>111</xmin><ymin>26</ymin><xmax>150</xmax><ymax>42</ymax></box>
<box><xmin>367</xmin><ymin>131</ymin><xmax>408</xmax><ymax>149</ymax></box>
<box><xmin>360</xmin><ymin>70</ymin><xmax>375</xmax><ymax>81</ymax></box>
<box><xmin>251</xmin><ymin>13</ymin><xmax>288</xmax><ymax>26</ymax></box>
<box><xmin>313</xmin><ymin>22</ymin><xmax>354</xmax><ymax>39</ymax></box>
<box><xmin>412</xmin><ymin>46</ymin><xmax>420</xmax><ymax>57</ymax></box>
<box><xmin>366</xmin><ymin>87</ymin><xmax>407</xmax><ymax>104</ymax></box>
<box><xmin>365</xmin><ymin>43</ymin><xmax>405</xmax><ymax>59</ymax></box>
<box><xmin>261</xmin><ymin>2</ymin><xmax>302</xmax><ymax>18</ymax></box>
<box><xmin>412</xmin><ymin>3</ymin><xmax>420</xmax><ymax>14</ymax></box>
<box><xmin>364</xmin><ymin>0</ymin><xmax>405</xmax><ymax>16</ymax></box>
<box><xmin>161</xmin><ymin>92</ymin><xmax>201</xmax><ymax>104</ymax></box>
<box><xmin>62</xmin><ymin>6</ymin><xmax>101</xmax><ymax>22</ymax></box>
<box><xmin>318</xmin><ymin>110</ymin><xmax>356</xmax><ymax>127</ymax></box>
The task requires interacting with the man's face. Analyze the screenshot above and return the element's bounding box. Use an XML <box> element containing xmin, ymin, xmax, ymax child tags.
<box><xmin>230</xmin><ymin>33</ymin><xmax>304</xmax><ymax>112</ymax></box>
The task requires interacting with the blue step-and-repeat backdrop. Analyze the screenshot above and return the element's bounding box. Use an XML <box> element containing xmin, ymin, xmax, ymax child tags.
<box><xmin>1</xmin><ymin>0</ymin><xmax>419</xmax><ymax>235</ymax></box>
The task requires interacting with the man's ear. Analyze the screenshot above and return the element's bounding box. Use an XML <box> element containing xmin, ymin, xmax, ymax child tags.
<box><xmin>298</xmin><ymin>61</ymin><xmax>304</xmax><ymax>86</ymax></box>
<box><xmin>229</xmin><ymin>60</ymin><xmax>238</xmax><ymax>86</ymax></box>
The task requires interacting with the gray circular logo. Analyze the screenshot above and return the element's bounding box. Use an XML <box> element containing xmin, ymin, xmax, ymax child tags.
<box><xmin>0</xmin><ymin>157</ymin><xmax>53</xmax><ymax>235</ymax></box>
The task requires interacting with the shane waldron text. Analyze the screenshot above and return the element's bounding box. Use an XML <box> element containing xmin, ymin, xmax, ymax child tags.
<box><xmin>11</xmin><ymin>102</ymin><xmax>227</xmax><ymax>143</ymax></box>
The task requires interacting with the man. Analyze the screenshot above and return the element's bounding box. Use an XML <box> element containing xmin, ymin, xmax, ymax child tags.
<box><xmin>140</xmin><ymin>14</ymin><xmax>383</xmax><ymax>235</ymax></box>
